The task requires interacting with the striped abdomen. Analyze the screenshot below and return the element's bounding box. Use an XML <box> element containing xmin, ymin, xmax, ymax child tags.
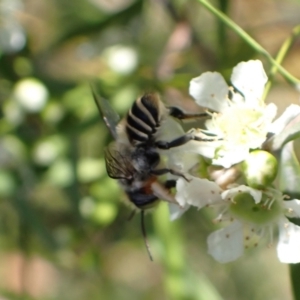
<box><xmin>126</xmin><ymin>93</ymin><xmax>162</xmax><ymax>143</ymax></box>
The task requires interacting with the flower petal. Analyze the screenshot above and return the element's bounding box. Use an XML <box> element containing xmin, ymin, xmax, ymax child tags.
<box><xmin>207</xmin><ymin>220</ymin><xmax>244</xmax><ymax>263</ymax></box>
<box><xmin>268</xmin><ymin>104</ymin><xmax>300</xmax><ymax>134</ymax></box>
<box><xmin>284</xmin><ymin>199</ymin><xmax>300</xmax><ymax>218</ymax></box>
<box><xmin>277</xmin><ymin>217</ymin><xmax>300</xmax><ymax>263</ymax></box>
<box><xmin>231</xmin><ymin>60</ymin><xmax>267</xmax><ymax>105</ymax></box>
<box><xmin>263</xmin><ymin>103</ymin><xmax>278</xmax><ymax>124</ymax></box>
<box><xmin>167</xmin><ymin>150</ymin><xmax>199</xmax><ymax>173</ymax></box>
<box><xmin>222</xmin><ymin>185</ymin><xmax>262</xmax><ymax>204</ymax></box>
<box><xmin>189</xmin><ymin>72</ymin><xmax>230</xmax><ymax>112</ymax></box>
<box><xmin>159</xmin><ymin>117</ymin><xmax>185</xmax><ymax>140</ymax></box>
<box><xmin>212</xmin><ymin>145</ymin><xmax>250</xmax><ymax>168</ymax></box>
<box><xmin>169</xmin><ymin>203</ymin><xmax>190</xmax><ymax>221</ymax></box>
<box><xmin>175</xmin><ymin>176</ymin><xmax>222</xmax><ymax>208</ymax></box>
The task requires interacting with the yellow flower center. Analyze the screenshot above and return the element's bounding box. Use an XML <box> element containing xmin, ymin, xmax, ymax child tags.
<box><xmin>214</xmin><ymin>106</ymin><xmax>267</xmax><ymax>147</ymax></box>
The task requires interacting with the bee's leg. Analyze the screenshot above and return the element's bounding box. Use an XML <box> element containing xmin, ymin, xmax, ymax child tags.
<box><xmin>155</xmin><ymin>132</ymin><xmax>215</xmax><ymax>150</ymax></box>
<box><xmin>164</xmin><ymin>179</ymin><xmax>176</xmax><ymax>189</ymax></box>
<box><xmin>151</xmin><ymin>168</ymin><xmax>190</xmax><ymax>182</ymax></box>
<box><xmin>168</xmin><ymin>106</ymin><xmax>208</xmax><ymax>120</ymax></box>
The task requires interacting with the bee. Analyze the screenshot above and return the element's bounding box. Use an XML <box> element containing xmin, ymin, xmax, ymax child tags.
<box><xmin>92</xmin><ymin>88</ymin><xmax>211</xmax><ymax>260</ymax></box>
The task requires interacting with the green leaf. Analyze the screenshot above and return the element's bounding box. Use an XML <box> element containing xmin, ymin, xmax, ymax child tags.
<box><xmin>278</xmin><ymin>141</ymin><xmax>300</xmax><ymax>199</ymax></box>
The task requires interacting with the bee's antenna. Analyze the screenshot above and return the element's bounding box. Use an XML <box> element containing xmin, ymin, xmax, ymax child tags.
<box><xmin>141</xmin><ymin>210</ymin><xmax>153</xmax><ymax>261</ymax></box>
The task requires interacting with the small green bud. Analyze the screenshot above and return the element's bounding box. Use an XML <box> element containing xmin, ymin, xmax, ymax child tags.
<box><xmin>242</xmin><ymin>150</ymin><xmax>278</xmax><ymax>189</ymax></box>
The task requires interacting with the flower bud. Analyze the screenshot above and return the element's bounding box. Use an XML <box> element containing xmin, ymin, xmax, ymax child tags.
<box><xmin>242</xmin><ymin>150</ymin><xmax>278</xmax><ymax>189</ymax></box>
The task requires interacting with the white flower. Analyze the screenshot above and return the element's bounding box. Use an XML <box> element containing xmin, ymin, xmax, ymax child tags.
<box><xmin>174</xmin><ymin>178</ymin><xmax>300</xmax><ymax>263</ymax></box>
<box><xmin>189</xmin><ymin>60</ymin><xmax>277</xmax><ymax>168</ymax></box>
<box><xmin>268</xmin><ymin>104</ymin><xmax>300</xmax><ymax>135</ymax></box>
<box><xmin>175</xmin><ymin>176</ymin><xmax>222</xmax><ymax>208</ymax></box>
<box><xmin>169</xmin><ymin>176</ymin><xmax>222</xmax><ymax>221</ymax></box>
<box><xmin>206</xmin><ymin>186</ymin><xmax>300</xmax><ymax>264</ymax></box>
<box><xmin>167</xmin><ymin>151</ymin><xmax>200</xmax><ymax>221</ymax></box>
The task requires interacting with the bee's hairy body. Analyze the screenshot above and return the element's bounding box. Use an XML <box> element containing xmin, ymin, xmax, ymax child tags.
<box><xmin>106</xmin><ymin>94</ymin><xmax>175</xmax><ymax>209</ymax></box>
<box><xmin>96</xmin><ymin>92</ymin><xmax>211</xmax><ymax>210</ymax></box>
<box><xmin>125</xmin><ymin>94</ymin><xmax>165</xmax><ymax>144</ymax></box>
<box><xmin>92</xmin><ymin>88</ymin><xmax>212</xmax><ymax>260</ymax></box>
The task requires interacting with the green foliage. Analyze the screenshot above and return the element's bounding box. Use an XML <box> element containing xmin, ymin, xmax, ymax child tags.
<box><xmin>0</xmin><ymin>0</ymin><xmax>300</xmax><ymax>299</ymax></box>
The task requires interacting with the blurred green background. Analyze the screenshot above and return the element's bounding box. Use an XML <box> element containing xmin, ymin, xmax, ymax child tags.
<box><xmin>1</xmin><ymin>0</ymin><xmax>300</xmax><ymax>299</ymax></box>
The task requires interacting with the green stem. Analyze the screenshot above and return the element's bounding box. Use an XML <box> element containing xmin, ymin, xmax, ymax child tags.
<box><xmin>216</xmin><ymin>0</ymin><xmax>229</xmax><ymax>63</ymax></box>
<box><xmin>290</xmin><ymin>264</ymin><xmax>300</xmax><ymax>300</ymax></box>
<box><xmin>153</xmin><ymin>203</ymin><xmax>185</xmax><ymax>299</ymax></box>
<box><xmin>263</xmin><ymin>25</ymin><xmax>300</xmax><ymax>99</ymax></box>
<box><xmin>153</xmin><ymin>204</ymin><xmax>224</xmax><ymax>300</ymax></box>
<box><xmin>197</xmin><ymin>0</ymin><xmax>300</xmax><ymax>88</ymax></box>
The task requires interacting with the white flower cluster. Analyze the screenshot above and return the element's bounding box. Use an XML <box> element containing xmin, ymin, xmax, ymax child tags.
<box><xmin>169</xmin><ymin>60</ymin><xmax>300</xmax><ymax>264</ymax></box>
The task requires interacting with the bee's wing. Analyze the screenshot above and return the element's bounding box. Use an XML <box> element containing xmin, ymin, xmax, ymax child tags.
<box><xmin>91</xmin><ymin>85</ymin><xmax>120</xmax><ymax>140</ymax></box>
<box><xmin>105</xmin><ymin>143</ymin><xmax>134</xmax><ymax>180</ymax></box>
